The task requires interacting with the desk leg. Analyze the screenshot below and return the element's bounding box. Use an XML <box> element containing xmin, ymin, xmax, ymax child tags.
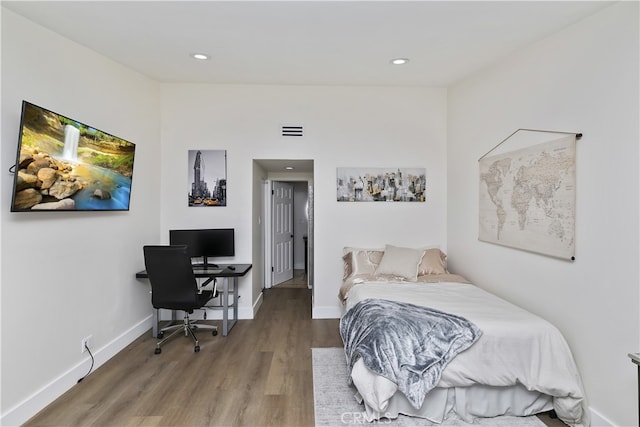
<box><xmin>233</xmin><ymin>277</ymin><xmax>238</xmax><ymax>331</ymax></box>
<box><xmin>222</xmin><ymin>278</ymin><xmax>229</xmax><ymax>336</ymax></box>
<box><xmin>221</xmin><ymin>277</ymin><xmax>239</xmax><ymax>336</ymax></box>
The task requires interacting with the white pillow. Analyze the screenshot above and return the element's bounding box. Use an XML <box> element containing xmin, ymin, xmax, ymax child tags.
<box><xmin>375</xmin><ymin>244</ymin><xmax>424</xmax><ymax>281</ymax></box>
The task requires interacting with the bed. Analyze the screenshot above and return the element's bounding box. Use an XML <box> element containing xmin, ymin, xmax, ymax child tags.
<box><xmin>338</xmin><ymin>245</ymin><xmax>589</xmax><ymax>427</ymax></box>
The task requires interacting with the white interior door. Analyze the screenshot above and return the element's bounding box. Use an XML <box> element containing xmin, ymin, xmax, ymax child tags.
<box><xmin>272</xmin><ymin>181</ymin><xmax>294</xmax><ymax>285</ymax></box>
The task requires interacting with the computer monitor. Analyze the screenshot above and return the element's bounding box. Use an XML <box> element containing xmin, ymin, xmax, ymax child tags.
<box><xmin>169</xmin><ymin>228</ymin><xmax>234</xmax><ymax>266</ymax></box>
<box><xmin>169</xmin><ymin>229</ymin><xmax>201</xmax><ymax>259</ymax></box>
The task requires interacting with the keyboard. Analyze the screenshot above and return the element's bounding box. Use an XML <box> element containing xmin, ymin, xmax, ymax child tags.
<box><xmin>194</xmin><ymin>267</ymin><xmax>223</xmax><ymax>274</ymax></box>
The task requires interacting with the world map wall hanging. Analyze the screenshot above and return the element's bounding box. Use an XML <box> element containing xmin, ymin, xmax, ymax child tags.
<box><xmin>478</xmin><ymin>129</ymin><xmax>580</xmax><ymax>260</ymax></box>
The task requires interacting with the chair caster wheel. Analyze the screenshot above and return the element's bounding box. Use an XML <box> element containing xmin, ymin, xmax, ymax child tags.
<box><xmin>212</xmin><ymin>330</ymin><xmax>218</xmax><ymax>336</ymax></box>
<box><xmin>194</xmin><ymin>345</ymin><xmax>200</xmax><ymax>352</ymax></box>
<box><xmin>154</xmin><ymin>348</ymin><xmax>161</xmax><ymax>354</ymax></box>
<box><xmin>157</xmin><ymin>332</ymin><xmax>164</xmax><ymax>339</ymax></box>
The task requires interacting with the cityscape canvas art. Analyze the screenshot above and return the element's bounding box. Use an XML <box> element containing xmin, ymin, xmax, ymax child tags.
<box><xmin>337</xmin><ymin>167</ymin><xmax>426</xmax><ymax>202</ymax></box>
<box><xmin>188</xmin><ymin>149</ymin><xmax>227</xmax><ymax>206</ymax></box>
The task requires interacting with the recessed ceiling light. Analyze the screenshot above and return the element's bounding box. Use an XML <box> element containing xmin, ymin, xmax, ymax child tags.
<box><xmin>285</xmin><ymin>166</ymin><xmax>294</xmax><ymax>170</ymax></box>
<box><xmin>191</xmin><ymin>53</ymin><xmax>209</xmax><ymax>60</ymax></box>
<box><xmin>390</xmin><ymin>58</ymin><xmax>409</xmax><ymax>65</ymax></box>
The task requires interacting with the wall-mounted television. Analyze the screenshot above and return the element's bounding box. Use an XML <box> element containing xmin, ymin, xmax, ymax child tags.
<box><xmin>169</xmin><ymin>228</ymin><xmax>235</xmax><ymax>266</ymax></box>
<box><xmin>10</xmin><ymin>101</ymin><xmax>136</xmax><ymax>211</ymax></box>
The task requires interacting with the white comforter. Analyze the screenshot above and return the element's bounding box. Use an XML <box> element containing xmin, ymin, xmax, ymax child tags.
<box><xmin>344</xmin><ymin>281</ymin><xmax>589</xmax><ymax>427</ymax></box>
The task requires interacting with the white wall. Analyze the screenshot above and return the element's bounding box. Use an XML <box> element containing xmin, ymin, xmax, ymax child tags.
<box><xmin>159</xmin><ymin>84</ymin><xmax>448</xmax><ymax>318</ymax></box>
<box><xmin>1</xmin><ymin>9</ymin><xmax>161</xmax><ymax>425</ymax></box>
<box><xmin>447</xmin><ymin>3</ymin><xmax>639</xmax><ymax>426</ymax></box>
<box><xmin>7</xmin><ymin>3</ymin><xmax>628</xmax><ymax>425</ymax></box>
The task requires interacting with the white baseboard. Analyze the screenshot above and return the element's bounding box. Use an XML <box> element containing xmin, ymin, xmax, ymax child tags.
<box><xmin>312</xmin><ymin>305</ymin><xmax>342</xmax><ymax>319</ymax></box>
<box><xmin>161</xmin><ymin>305</ymin><xmax>256</xmax><ymax>321</ymax></box>
<box><xmin>1</xmin><ymin>316</ymin><xmax>152</xmax><ymax>427</ymax></box>
<box><xmin>252</xmin><ymin>291</ymin><xmax>263</xmax><ymax>317</ymax></box>
<box><xmin>589</xmin><ymin>407</ymin><xmax>615</xmax><ymax>426</ymax></box>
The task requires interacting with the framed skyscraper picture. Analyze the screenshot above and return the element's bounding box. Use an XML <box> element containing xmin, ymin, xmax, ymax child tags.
<box><xmin>187</xmin><ymin>149</ymin><xmax>227</xmax><ymax>207</ymax></box>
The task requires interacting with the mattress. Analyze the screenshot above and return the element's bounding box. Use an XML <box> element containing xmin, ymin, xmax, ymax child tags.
<box><xmin>342</xmin><ymin>280</ymin><xmax>589</xmax><ymax>427</ymax></box>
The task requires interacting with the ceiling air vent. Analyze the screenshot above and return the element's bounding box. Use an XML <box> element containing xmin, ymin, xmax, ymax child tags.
<box><xmin>281</xmin><ymin>125</ymin><xmax>303</xmax><ymax>137</ymax></box>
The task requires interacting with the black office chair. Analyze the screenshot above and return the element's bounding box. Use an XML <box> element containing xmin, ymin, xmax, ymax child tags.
<box><xmin>143</xmin><ymin>245</ymin><xmax>218</xmax><ymax>354</ymax></box>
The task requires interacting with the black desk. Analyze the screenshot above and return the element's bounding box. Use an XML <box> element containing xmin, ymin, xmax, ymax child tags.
<box><xmin>136</xmin><ymin>263</ymin><xmax>252</xmax><ymax>337</ymax></box>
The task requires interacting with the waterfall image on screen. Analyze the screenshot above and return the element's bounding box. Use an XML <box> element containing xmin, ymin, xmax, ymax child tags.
<box><xmin>62</xmin><ymin>125</ymin><xmax>80</xmax><ymax>162</ymax></box>
<box><xmin>10</xmin><ymin>101</ymin><xmax>136</xmax><ymax>212</ymax></box>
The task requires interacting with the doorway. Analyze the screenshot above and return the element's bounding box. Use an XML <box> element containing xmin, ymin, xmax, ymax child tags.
<box><xmin>255</xmin><ymin>159</ymin><xmax>314</xmax><ymax>293</ymax></box>
<box><xmin>264</xmin><ymin>180</ymin><xmax>311</xmax><ymax>289</ymax></box>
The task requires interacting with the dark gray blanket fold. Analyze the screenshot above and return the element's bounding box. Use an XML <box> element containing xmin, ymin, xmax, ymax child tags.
<box><xmin>340</xmin><ymin>298</ymin><xmax>482</xmax><ymax>409</ymax></box>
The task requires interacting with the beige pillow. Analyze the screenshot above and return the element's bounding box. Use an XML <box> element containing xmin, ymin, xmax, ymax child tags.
<box><xmin>418</xmin><ymin>248</ymin><xmax>448</xmax><ymax>275</ymax></box>
<box><xmin>375</xmin><ymin>244</ymin><xmax>424</xmax><ymax>281</ymax></box>
<box><xmin>342</xmin><ymin>249</ymin><xmax>384</xmax><ymax>280</ymax></box>
<box><xmin>342</xmin><ymin>252</ymin><xmax>353</xmax><ymax>280</ymax></box>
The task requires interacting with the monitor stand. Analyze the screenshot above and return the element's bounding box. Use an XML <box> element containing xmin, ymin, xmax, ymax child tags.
<box><xmin>202</xmin><ymin>256</ymin><xmax>219</xmax><ymax>269</ymax></box>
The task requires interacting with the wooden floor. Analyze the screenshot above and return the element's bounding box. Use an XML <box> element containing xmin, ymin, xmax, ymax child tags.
<box><xmin>25</xmin><ymin>284</ymin><xmax>565</xmax><ymax>427</ymax></box>
<box><xmin>272</xmin><ymin>269</ymin><xmax>309</xmax><ymax>289</ymax></box>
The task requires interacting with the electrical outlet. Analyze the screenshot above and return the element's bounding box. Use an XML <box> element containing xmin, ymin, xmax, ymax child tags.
<box><xmin>81</xmin><ymin>335</ymin><xmax>93</xmax><ymax>354</ymax></box>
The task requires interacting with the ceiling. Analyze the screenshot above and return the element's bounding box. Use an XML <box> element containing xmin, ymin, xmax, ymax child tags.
<box><xmin>2</xmin><ymin>1</ymin><xmax>612</xmax><ymax>174</ymax></box>
<box><xmin>3</xmin><ymin>1</ymin><xmax>613</xmax><ymax>88</ymax></box>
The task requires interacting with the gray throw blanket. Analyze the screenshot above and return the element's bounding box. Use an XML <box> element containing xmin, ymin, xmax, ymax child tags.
<box><xmin>340</xmin><ymin>298</ymin><xmax>482</xmax><ymax>409</ymax></box>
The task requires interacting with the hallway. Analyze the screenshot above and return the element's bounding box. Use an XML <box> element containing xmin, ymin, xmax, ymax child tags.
<box><xmin>273</xmin><ymin>269</ymin><xmax>307</xmax><ymax>289</ymax></box>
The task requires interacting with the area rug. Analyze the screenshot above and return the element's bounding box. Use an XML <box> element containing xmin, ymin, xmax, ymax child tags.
<box><xmin>312</xmin><ymin>347</ymin><xmax>546</xmax><ymax>427</ymax></box>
